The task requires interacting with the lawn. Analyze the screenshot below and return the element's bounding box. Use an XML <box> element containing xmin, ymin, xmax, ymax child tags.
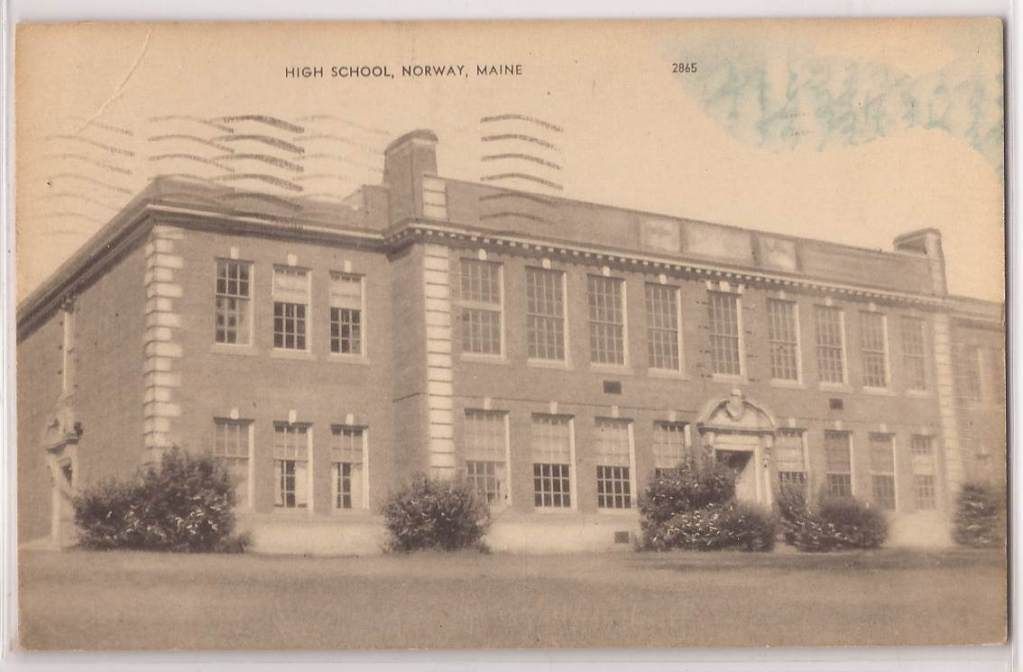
<box><xmin>18</xmin><ymin>547</ymin><xmax>1007</xmax><ymax>650</ymax></box>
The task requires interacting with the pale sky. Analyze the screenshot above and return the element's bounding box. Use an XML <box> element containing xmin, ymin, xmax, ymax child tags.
<box><xmin>15</xmin><ymin>19</ymin><xmax>1005</xmax><ymax>303</ymax></box>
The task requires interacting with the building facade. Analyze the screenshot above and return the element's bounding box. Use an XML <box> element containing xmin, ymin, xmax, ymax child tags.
<box><xmin>17</xmin><ymin>129</ymin><xmax>1006</xmax><ymax>553</ymax></box>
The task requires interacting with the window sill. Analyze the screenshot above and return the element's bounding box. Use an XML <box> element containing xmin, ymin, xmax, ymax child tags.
<box><xmin>711</xmin><ymin>373</ymin><xmax>746</xmax><ymax>384</ymax></box>
<box><xmin>460</xmin><ymin>353</ymin><xmax>509</xmax><ymax>365</ymax></box>
<box><xmin>270</xmin><ymin>349</ymin><xmax>315</xmax><ymax>361</ymax></box>
<box><xmin>271</xmin><ymin>507</ymin><xmax>314</xmax><ymax>516</ymax></box>
<box><xmin>906</xmin><ymin>389</ymin><xmax>933</xmax><ymax>399</ymax></box>
<box><xmin>210</xmin><ymin>344</ymin><xmax>259</xmax><ymax>357</ymax></box>
<box><xmin>532</xmin><ymin>506</ymin><xmax>578</xmax><ymax>514</ymax></box>
<box><xmin>597</xmin><ymin>507</ymin><xmax>637</xmax><ymax>516</ymax></box>
<box><xmin>589</xmin><ymin>363</ymin><xmax>633</xmax><ymax>376</ymax></box>
<box><xmin>527</xmin><ymin>358</ymin><xmax>572</xmax><ymax>370</ymax></box>
<box><xmin>327</xmin><ymin>354</ymin><xmax>371</xmax><ymax>366</ymax></box>
<box><xmin>861</xmin><ymin>386</ymin><xmax>895</xmax><ymax>397</ymax></box>
<box><xmin>818</xmin><ymin>382</ymin><xmax>851</xmax><ymax>392</ymax></box>
<box><xmin>331</xmin><ymin>507</ymin><xmax>372</xmax><ymax>516</ymax></box>
<box><xmin>647</xmin><ymin>368</ymin><xmax>689</xmax><ymax>380</ymax></box>
<box><xmin>769</xmin><ymin>379</ymin><xmax>804</xmax><ymax>389</ymax></box>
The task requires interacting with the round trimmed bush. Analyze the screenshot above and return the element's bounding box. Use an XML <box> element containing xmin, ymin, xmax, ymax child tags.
<box><xmin>382</xmin><ymin>474</ymin><xmax>490</xmax><ymax>552</ymax></box>
<box><xmin>777</xmin><ymin>488</ymin><xmax>887</xmax><ymax>552</ymax></box>
<box><xmin>953</xmin><ymin>483</ymin><xmax>1004</xmax><ymax>548</ymax></box>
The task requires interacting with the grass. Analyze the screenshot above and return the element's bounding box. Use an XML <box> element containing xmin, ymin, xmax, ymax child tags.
<box><xmin>18</xmin><ymin>547</ymin><xmax>1007</xmax><ymax>650</ymax></box>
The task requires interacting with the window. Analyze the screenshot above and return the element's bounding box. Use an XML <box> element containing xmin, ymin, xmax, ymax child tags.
<box><xmin>824</xmin><ymin>431</ymin><xmax>852</xmax><ymax>497</ymax></box>
<box><xmin>213</xmin><ymin>418</ymin><xmax>251</xmax><ymax>507</ymax></box>
<box><xmin>329</xmin><ymin>272</ymin><xmax>363</xmax><ymax>355</ymax></box>
<box><xmin>594</xmin><ymin>419</ymin><xmax>633</xmax><ymax>509</ymax></box>
<box><xmin>645</xmin><ymin>284</ymin><xmax>681</xmax><ymax>371</ymax></box>
<box><xmin>870</xmin><ymin>434</ymin><xmax>896</xmax><ymax>510</ymax></box>
<box><xmin>652</xmin><ymin>421</ymin><xmax>687</xmax><ymax>477</ymax></box>
<box><xmin>273</xmin><ymin>422</ymin><xmax>309</xmax><ymax>508</ymax></box>
<box><xmin>708</xmin><ymin>291</ymin><xmax>741</xmax><ymax>376</ymax></box>
<box><xmin>815</xmin><ymin>306</ymin><xmax>845</xmax><ymax>384</ymax></box>
<box><xmin>215</xmin><ymin>260</ymin><xmax>251</xmax><ymax>345</ymax></box>
<box><xmin>774</xmin><ymin>429</ymin><xmax>807</xmax><ymax>494</ymax></box>
<box><xmin>272</xmin><ymin>267</ymin><xmax>309</xmax><ymax>350</ymax></box>
<box><xmin>531</xmin><ymin>414</ymin><xmax>573</xmax><ymax>508</ymax></box>
<box><xmin>767</xmin><ymin>299</ymin><xmax>799</xmax><ymax>381</ymax></box>
<box><xmin>860</xmin><ymin>312</ymin><xmax>889</xmax><ymax>388</ymax></box>
<box><xmin>463</xmin><ymin>409</ymin><xmax>508</xmax><ymax>506</ymax></box>
<box><xmin>331</xmin><ymin>425</ymin><xmax>365</xmax><ymax>509</ymax></box>
<box><xmin>526</xmin><ymin>267</ymin><xmax>566</xmax><ymax>361</ymax></box>
<box><xmin>954</xmin><ymin>345</ymin><xmax>983</xmax><ymax>402</ymax></box>
<box><xmin>459</xmin><ymin>259</ymin><xmax>502</xmax><ymax>355</ymax></box>
<box><xmin>588</xmin><ymin>275</ymin><xmax>626</xmax><ymax>365</ymax></box>
<box><xmin>901</xmin><ymin>317</ymin><xmax>927</xmax><ymax>391</ymax></box>
<box><xmin>911</xmin><ymin>436</ymin><xmax>936</xmax><ymax>510</ymax></box>
<box><xmin>991</xmin><ymin>348</ymin><xmax>1006</xmax><ymax>406</ymax></box>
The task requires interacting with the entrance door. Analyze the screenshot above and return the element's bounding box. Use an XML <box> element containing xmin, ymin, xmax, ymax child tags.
<box><xmin>716</xmin><ymin>450</ymin><xmax>757</xmax><ymax>503</ymax></box>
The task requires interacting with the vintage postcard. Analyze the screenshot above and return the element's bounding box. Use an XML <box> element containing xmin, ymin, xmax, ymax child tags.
<box><xmin>13</xmin><ymin>19</ymin><xmax>1006</xmax><ymax>650</ymax></box>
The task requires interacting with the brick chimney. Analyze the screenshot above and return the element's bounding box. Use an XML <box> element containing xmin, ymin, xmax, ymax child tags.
<box><xmin>893</xmin><ymin>228</ymin><xmax>947</xmax><ymax>295</ymax></box>
<box><xmin>383</xmin><ymin>129</ymin><xmax>439</xmax><ymax>225</ymax></box>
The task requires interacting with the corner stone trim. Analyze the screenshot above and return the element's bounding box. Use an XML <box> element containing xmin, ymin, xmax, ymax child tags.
<box><xmin>142</xmin><ymin>225</ymin><xmax>185</xmax><ymax>460</ymax></box>
<box><xmin>931</xmin><ymin>313</ymin><xmax>963</xmax><ymax>504</ymax></box>
<box><xmin>423</xmin><ymin>244</ymin><xmax>455</xmax><ymax>477</ymax></box>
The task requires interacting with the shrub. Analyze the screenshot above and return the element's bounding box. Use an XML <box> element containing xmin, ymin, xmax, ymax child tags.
<box><xmin>777</xmin><ymin>487</ymin><xmax>887</xmax><ymax>552</ymax></box>
<box><xmin>74</xmin><ymin>447</ymin><xmax>245</xmax><ymax>553</ymax></box>
<box><xmin>645</xmin><ymin>502</ymin><xmax>776</xmax><ymax>552</ymax></box>
<box><xmin>721</xmin><ymin>503</ymin><xmax>777</xmax><ymax>552</ymax></box>
<box><xmin>382</xmin><ymin>474</ymin><xmax>490</xmax><ymax>552</ymax></box>
<box><xmin>953</xmin><ymin>483</ymin><xmax>1004</xmax><ymax>548</ymax></box>
<box><xmin>639</xmin><ymin>456</ymin><xmax>736</xmax><ymax>528</ymax></box>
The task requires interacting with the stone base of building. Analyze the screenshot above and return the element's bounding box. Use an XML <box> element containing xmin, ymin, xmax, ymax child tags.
<box><xmin>238</xmin><ymin>513</ymin><xmax>390</xmax><ymax>556</ymax></box>
<box><xmin>885</xmin><ymin>511</ymin><xmax>953</xmax><ymax>547</ymax></box>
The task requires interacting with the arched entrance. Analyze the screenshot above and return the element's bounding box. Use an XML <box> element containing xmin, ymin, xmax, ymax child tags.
<box><xmin>696</xmin><ymin>389</ymin><xmax>776</xmax><ymax>507</ymax></box>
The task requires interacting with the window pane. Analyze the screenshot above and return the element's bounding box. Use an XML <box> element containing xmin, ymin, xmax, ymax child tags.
<box><xmin>215</xmin><ymin>260</ymin><xmax>251</xmax><ymax>345</ymax></box>
<box><xmin>464</xmin><ymin>410</ymin><xmax>506</xmax><ymax>461</ymax></box>
<box><xmin>531</xmin><ymin>414</ymin><xmax>572</xmax><ymax>463</ymax></box>
<box><xmin>824</xmin><ymin>431</ymin><xmax>851</xmax><ymax>473</ymax></box>
<box><xmin>815</xmin><ymin>306</ymin><xmax>845</xmax><ymax>383</ymax></box>
<box><xmin>861</xmin><ymin>312</ymin><xmax>888</xmax><ymax>387</ymax></box>
<box><xmin>901</xmin><ymin>317</ymin><xmax>927</xmax><ymax>391</ymax></box>
<box><xmin>646</xmin><ymin>284</ymin><xmax>680</xmax><ymax>370</ymax></box>
<box><xmin>955</xmin><ymin>345</ymin><xmax>983</xmax><ymax>401</ymax></box>
<box><xmin>767</xmin><ymin>299</ymin><xmax>798</xmax><ymax>380</ymax></box>
<box><xmin>526</xmin><ymin>268</ymin><xmax>565</xmax><ymax>360</ymax></box>
<box><xmin>213</xmin><ymin>418</ymin><xmax>250</xmax><ymax>507</ymax></box>
<box><xmin>466</xmin><ymin>460</ymin><xmax>504</xmax><ymax>505</ymax></box>
<box><xmin>596</xmin><ymin>465</ymin><xmax>631</xmax><ymax>509</ymax></box>
<box><xmin>594</xmin><ymin>418</ymin><xmax>630</xmax><ymax>466</ymax></box>
<box><xmin>533</xmin><ymin>462</ymin><xmax>571</xmax><ymax>508</ymax></box>
<box><xmin>588</xmin><ymin>276</ymin><xmax>625</xmax><ymax>365</ymax></box>
<box><xmin>273</xmin><ymin>422</ymin><xmax>309</xmax><ymax>508</ymax></box>
<box><xmin>330</xmin><ymin>307</ymin><xmax>362</xmax><ymax>354</ymax></box>
<box><xmin>652</xmin><ymin>421</ymin><xmax>686</xmax><ymax>469</ymax></box>
<box><xmin>708</xmin><ymin>292</ymin><xmax>741</xmax><ymax>375</ymax></box>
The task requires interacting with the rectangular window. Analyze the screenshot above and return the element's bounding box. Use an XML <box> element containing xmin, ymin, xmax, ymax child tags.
<box><xmin>329</xmin><ymin>272</ymin><xmax>363</xmax><ymax>355</ymax></box>
<box><xmin>774</xmin><ymin>429</ymin><xmax>807</xmax><ymax>495</ymax></box>
<box><xmin>824</xmin><ymin>430</ymin><xmax>852</xmax><ymax>497</ymax></box>
<box><xmin>459</xmin><ymin>259</ymin><xmax>502</xmax><ymax>355</ymax></box>
<box><xmin>213</xmin><ymin>418</ymin><xmax>251</xmax><ymax>507</ymax></box>
<box><xmin>645</xmin><ymin>284</ymin><xmax>681</xmax><ymax>371</ymax></box>
<box><xmin>911</xmin><ymin>435</ymin><xmax>936</xmax><ymax>510</ymax></box>
<box><xmin>708</xmin><ymin>291</ymin><xmax>741</xmax><ymax>375</ymax></box>
<box><xmin>955</xmin><ymin>344</ymin><xmax>983</xmax><ymax>402</ymax></box>
<box><xmin>901</xmin><ymin>317</ymin><xmax>927</xmax><ymax>391</ymax></box>
<box><xmin>463</xmin><ymin>409</ymin><xmax>508</xmax><ymax>506</ymax></box>
<box><xmin>767</xmin><ymin>299</ymin><xmax>799</xmax><ymax>381</ymax></box>
<box><xmin>525</xmin><ymin>268</ymin><xmax>566</xmax><ymax>361</ymax></box>
<box><xmin>215</xmin><ymin>259</ymin><xmax>251</xmax><ymax>345</ymax></box>
<box><xmin>531</xmin><ymin>414</ymin><xmax>573</xmax><ymax>508</ymax></box>
<box><xmin>273</xmin><ymin>422</ymin><xmax>309</xmax><ymax>508</ymax></box>
<box><xmin>861</xmin><ymin>312</ymin><xmax>889</xmax><ymax>388</ymax></box>
<box><xmin>588</xmin><ymin>275</ymin><xmax>626</xmax><ymax>365</ymax></box>
<box><xmin>594</xmin><ymin>418</ymin><xmax>632</xmax><ymax>509</ymax></box>
<box><xmin>652</xmin><ymin>421</ymin><xmax>687</xmax><ymax>476</ymax></box>
<box><xmin>272</xmin><ymin>267</ymin><xmax>309</xmax><ymax>350</ymax></box>
<box><xmin>870</xmin><ymin>434</ymin><xmax>896</xmax><ymax>510</ymax></box>
<box><xmin>330</xmin><ymin>425</ymin><xmax>365</xmax><ymax>510</ymax></box>
<box><xmin>815</xmin><ymin>306</ymin><xmax>845</xmax><ymax>384</ymax></box>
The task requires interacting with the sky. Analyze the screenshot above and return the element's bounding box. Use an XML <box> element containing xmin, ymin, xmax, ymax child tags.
<box><xmin>14</xmin><ymin>19</ymin><xmax>1005</xmax><ymax>302</ymax></box>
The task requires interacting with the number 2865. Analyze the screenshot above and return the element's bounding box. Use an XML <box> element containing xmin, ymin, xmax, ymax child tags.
<box><xmin>672</xmin><ymin>62</ymin><xmax>698</xmax><ymax>74</ymax></box>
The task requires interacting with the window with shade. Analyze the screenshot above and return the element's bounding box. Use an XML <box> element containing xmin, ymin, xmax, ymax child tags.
<box><xmin>767</xmin><ymin>299</ymin><xmax>799</xmax><ymax>381</ymax></box>
<box><xmin>215</xmin><ymin>259</ymin><xmax>251</xmax><ymax>345</ymax></box>
<box><xmin>860</xmin><ymin>312</ymin><xmax>889</xmax><ymax>388</ymax></box>
<box><xmin>272</xmin><ymin>267</ymin><xmax>309</xmax><ymax>350</ymax></box>
<box><xmin>594</xmin><ymin>418</ymin><xmax>632</xmax><ymax>509</ymax></box>
<box><xmin>910</xmin><ymin>435</ymin><xmax>936</xmax><ymax>510</ymax></box>
<box><xmin>525</xmin><ymin>267</ymin><xmax>566</xmax><ymax>361</ymax></box>
<box><xmin>901</xmin><ymin>317</ymin><xmax>928</xmax><ymax>391</ymax></box>
<box><xmin>588</xmin><ymin>276</ymin><xmax>626</xmax><ymax>365</ymax></box>
<box><xmin>459</xmin><ymin>259</ymin><xmax>503</xmax><ymax>356</ymax></box>
<box><xmin>954</xmin><ymin>344</ymin><xmax>983</xmax><ymax>402</ymax></box>
<box><xmin>774</xmin><ymin>429</ymin><xmax>807</xmax><ymax>495</ymax></box>
<box><xmin>707</xmin><ymin>291</ymin><xmax>741</xmax><ymax>376</ymax></box>
<box><xmin>273</xmin><ymin>422</ymin><xmax>309</xmax><ymax>509</ymax></box>
<box><xmin>869</xmin><ymin>434</ymin><xmax>896</xmax><ymax>510</ymax></box>
<box><xmin>213</xmin><ymin>418</ymin><xmax>251</xmax><ymax>507</ymax></box>
<box><xmin>645</xmin><ymin>284</ymin><xmax>681</xmax><ymax>371</ymax></box>
<box><xmin>815</xmin><ymin>306</ymin><xmax>845</xmax><ymax>384</ymax></box>
<box><xmin>824</xmin><ymin>431</ymin><xmax>852</xmax><ymax>497</ymax></box>
<box><xmin>331</xmin><ymin>424</ymin><xmax>365</xmax><ymax>510</ymax></box>
<box><xmin>531</xmin><ymin>414</ymin><xmax>573</xmax><ymax>508</ymax></box>
<box><xmin>652</xmin><ymin>421</ymin><xmax>687</xmax><ymax>478</ymax></box>
<box><xmin>463</xmin><ymin>409</ymin><xmax>508</xmax><ymax>507</ymax></box>
<box><xmin>329</xmin><ymin>272</ymin><xmax>363</xmax><ymax>355</ymax></box>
